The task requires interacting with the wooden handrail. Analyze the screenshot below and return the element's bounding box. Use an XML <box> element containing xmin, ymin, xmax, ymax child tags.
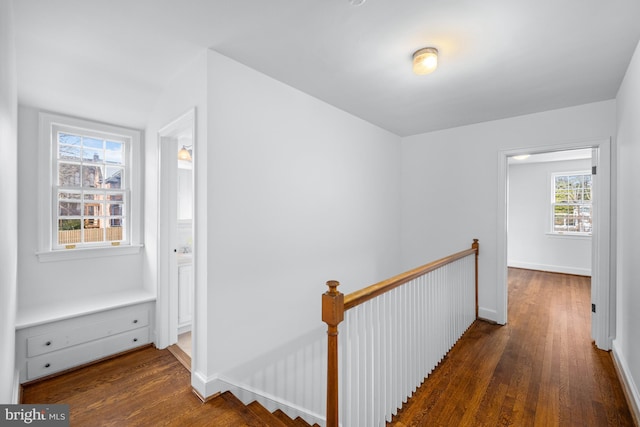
<box><xmin>322</xmin><ymin>239</ymin><xmax>479</xmax><ymax>427</ymax></box>
<box><xmin>344</xmin><ymin>242</ymin><xmax>478</xmax><ymax>311</ymax></box>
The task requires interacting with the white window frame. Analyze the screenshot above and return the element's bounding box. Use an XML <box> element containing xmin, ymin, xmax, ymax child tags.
<box><xmin>37</xmin><ymin>112</ymin><xmax>142</xmax><ymax>262</ymax></box>
<box><xmin>549</xmin><ymin>170</ymin><xmax>592</xmax><ymax>237</ymax></box>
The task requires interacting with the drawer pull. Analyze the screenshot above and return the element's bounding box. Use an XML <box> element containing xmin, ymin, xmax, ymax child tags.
<box><xmin>45</xmin><ymin>363</ymin><xmax>50</xmax><ymax>368</ymax></box>
<box><xmin>133</xmin><ymin>319</ymin><xmax>138</xmax><ymax>324</ymax></box>
<box><xmin>45</xmin><ymin>341</ymin><xmax>52</xmax><ymax>346</ymax></box>
<box><xmin>133</xmin><ymin>338</ymin><xmax>138</xmax><ymax>342</ymax></box>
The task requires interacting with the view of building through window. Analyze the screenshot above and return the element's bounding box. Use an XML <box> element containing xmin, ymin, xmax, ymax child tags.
<box><xmin>55</xmin><ymin>129</ymin><xmax>128</xmax><ymax>247</ymax></box>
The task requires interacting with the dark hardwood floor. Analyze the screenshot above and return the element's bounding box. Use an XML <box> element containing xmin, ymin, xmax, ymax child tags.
<box><xmin>22</xmin><ymin>268</ymin><xmax>634</xmax><ymax>426</ymax></box>
<box><xmin>390</xmin><ymin>268</ymin><xmax>634</xmax><ymax>426</ymax></box>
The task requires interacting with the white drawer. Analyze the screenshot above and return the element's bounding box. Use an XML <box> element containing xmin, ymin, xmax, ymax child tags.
<box><xmin>27</xmin><ymin>307</ymin><xmax>149</xmax><ymax>357</ymax></box>
<box><xmin>27</xmin><ymin>327</ymin><xmax>149</xmax><ymax>380</ymax></box>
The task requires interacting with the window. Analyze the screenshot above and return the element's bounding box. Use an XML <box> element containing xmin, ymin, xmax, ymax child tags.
<box><xmin>551</xmin><ymin>171</ymin><xmax>592</xmax><ymax>235</ymax></box>
<box><xmin>38</xmin><ymin>113</ymin><xmax>141</xmax><ymax>261</ymax></box>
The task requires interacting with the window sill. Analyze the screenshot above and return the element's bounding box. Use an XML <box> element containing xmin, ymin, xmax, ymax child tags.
<box><xmin>36</xmin><ymin>244</ymin><xmax>143</xmax><ymax>262</ymax></box>
<box><xmin>545</xmin><ymin>232</ymin><xmax>592</xmax><ymax>240</ymax></box>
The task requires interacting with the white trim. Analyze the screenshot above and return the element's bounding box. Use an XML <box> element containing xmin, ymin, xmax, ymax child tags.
<box><xmin>37</xmin><ymin>112</ymin><xmax>142</xmax><ymax>260</ymax></box>
<box><xmin>478</xmin><ymin>306</ymin><xmax>498</xmax><ymax>322</ymax></box>
<box><xmin>191</xmin><ymin>370</ymin><xmax>220</xmax><ymax>400</ymax></box>
<box><xmin>12</xmin><ymin>370</ymin><xmax>20</xmax><ymax>404</ymax></box>
<box><xmin>507</xmin><ymin>260</ymin><xmax>591</xmax><ymax>277</ymax></box>
<box><xmin>612</xmin><ymin>340</ymin><xmax>640</xmax><ymax>426</ymax></box>
<box><xmin>544</xmin><ymin>232</ymin><xmax>591</xmax><ymax>239</ymax></box>
<box><xmin>156</xmin><ymin>108</ymin><xmax>196</xmax><ymax>351</ymax></box>
<box><xmin>192</xmin><ymin>373</ymin><xmax>324</xmax><ymax>426</ymax></box>
<box><xmin>498</xmin><ymin>137</ymin><xmax>611</xmax><ymax>349</ymax></box>
<box><xmin>36</xmin><ymin>244</ymin><xmax>142</xmax><ymax>262</ymax></box>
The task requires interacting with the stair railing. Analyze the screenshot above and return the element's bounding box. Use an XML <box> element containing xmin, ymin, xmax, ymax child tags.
<box><xmin>322</xmin><ymin>239</ymin><xmax>479</xmax><ymax>427</ymax></box>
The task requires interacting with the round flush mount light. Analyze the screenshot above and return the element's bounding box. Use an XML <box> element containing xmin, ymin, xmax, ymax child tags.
<box><xmin>348</xmin><ymin>0</ymin><xmax>366</xmax><ymax>5</ymax></box>
<box><xmin>412</xmin><ymin>47</ymin><xmax>438</xmax><ymax>75</ymax></box>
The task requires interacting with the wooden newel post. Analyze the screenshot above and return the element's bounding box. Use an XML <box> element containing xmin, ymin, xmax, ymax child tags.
<box><xmin>472</xmin><ymin>239</ymin><xmax>479</xmax><ymax>319</ymax></box>
<box><xmin>322</xmin><ymin>280</ymin><xmax>344</xmax><ymax>427</ymax></box>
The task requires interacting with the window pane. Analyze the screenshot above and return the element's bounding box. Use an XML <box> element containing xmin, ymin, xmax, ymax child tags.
<box><xmin>83</xmin><ymin>137</ymin><xmax>103</xmax><ymax>149</ymax></box>
<box><xmin>107</xmin><ymin>193</ymin><xmax>124</xmax><ymax>202</ymax></box>
<box><xmin>106</xmin><ymin>141</ymin><xmax>123</xmax><ymax>165</ymax></box>
<box><xmin>84</xmin><ymin>201</ymin><xmax>104</xmax><ymax>216</ymax></box>
<box><xmin>58</xmin><ymin>219</ymin><xmax>81</xmax><ymax>245</ymax></box>
<box><xmin>108</xmin><ymin>202</ymin><xmax>123</xmax><ymax>216</ymax></box>
<box><xmin>82</xmin><ymin>165</ymin><xmax>104</xmax><ymax>188</ymax></box>
<box><xmin>83</xmin><ymin>219</ymin><xmax>104</xmax><ymax>242</ymax></box>
<box><xmin>584</xmin><ymin>176</ymin><xmax>592</xmax><ymax>201</ymax></box>
<box><xmin>84</xmin><ymin>192</ymin><xmax>104</xmax><ymax>201</ymax></box>
<box><xmin>59</xmin><ymin>191</ymin><xmax>81</xmax><ymax>200</ymax></box>
<box><xmin>59</xmin><ymin>163</ymin><xmax>81</xmax><ymax>187</ymax></box>
<box><xmin>83</xmin><ymin>148</ymin><xmax>102</xmax><ymax>163</ymax></box>
<box><xmin>104</xmin><ymin>167</ymin><xmax>123</xmax><ymax>189</ymax></box>
<box><xmin>555</xmin><ymin>176</ymin><xmax>568</xmax><ymax>188</ymax></box>
<box><xmin>59</xmin><ymin>132</ymin><xmax>81</xmax><ymax>146</ymax></box>
<box><xmin>555</xmin><ymin>190</ymin><xmax>569</xmax><ymax>203</ymax></box>
<box><xmin>59</xmin><ymin>145</ymin><xmax>81</xmax><ymax>161</ymax></box>
<box><xmin>107</xmin><ymin>219</ymin><xmax>123</xmax><ymax>242</ymax></box>
<box><xmin>59</xmin><ymin>201</ymin><xmax>81</xmax><ymax>216</ymax></box>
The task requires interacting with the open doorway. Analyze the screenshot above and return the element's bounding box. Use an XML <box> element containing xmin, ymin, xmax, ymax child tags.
<box><xmin>157</xmin><ymin>109</ymin><xmax>195</xmax><ymax>369</ymax></box>
<box><xmin>497</xmin><ymin>139</ymin><xmax>611</xmax><ymax>350</ymax></box>
<box><xmin>507</xmin><ymin>149</ymin><xmax>593</xmax><ymax>336</ymax></box>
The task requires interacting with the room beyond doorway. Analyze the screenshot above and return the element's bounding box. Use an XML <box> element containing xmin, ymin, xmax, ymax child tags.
<box><xmin>497</xmin><ymin>138</ymin><xmax>611</xmax><ymax>350</ymax></box>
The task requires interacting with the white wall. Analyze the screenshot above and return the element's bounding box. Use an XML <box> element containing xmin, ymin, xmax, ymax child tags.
<box><xmin>0</xmin><ymin>0</ymin><xmax>18</xmax><ymax>404</ymax></box>
<box><xmin>202</xmin><ymin>50</ymin><xmax>401</xmax><ymax>415</ymax></box>
<box><xmin>508</xmin><ymin>159</ymin><xmax>592</xmax><ymax>276</ymax></box>
<box><xmin>16</xmin><ymin>106</ymin><xmax>145</xmax><ymax>309</ymax></box>
<box><xmin>143</xmin><ymin>50</ymin><xmax>210</xmax><ymax>376</ymax></box>
<box><xmin>401</xmin><ymin>100</ymin><xmax>616</xmax><ymax>322</ymax></box>
<box><xmin>614</xmin><ymin>39</ymin><xmax>640</xmax><ymax>417</ymax></box>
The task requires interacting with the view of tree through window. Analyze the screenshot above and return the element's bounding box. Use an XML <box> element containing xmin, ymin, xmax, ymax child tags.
<box><xmin>56</xmin><ymin>130</ymin><xmax>127</xmax><ymax>247</ymax></box>
<box><xmin>552</xmin><ymin>172</ymin><xmax>592</xmax><ymax>234</ymax></box>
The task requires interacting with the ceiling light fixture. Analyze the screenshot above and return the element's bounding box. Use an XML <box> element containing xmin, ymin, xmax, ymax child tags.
<box><xmin>348</xmin><ymin>0</ymin><xmax>366</xmax><ymax>5</ymax></box>
<box><xmin>412</xmin><ymin>47</ymin><xmax>438</xmax><ymax>75</ymax></box>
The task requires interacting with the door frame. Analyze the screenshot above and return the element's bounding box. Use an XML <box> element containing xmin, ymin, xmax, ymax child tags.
<box><xmin>497</xmin><ymin>137</ymin><xmax>611</xmax><ymax>350</ymax></box>
<box><xmin>157</xmin><ymin>108</ymin><xmax>196</xmax><ymax>349</ymax></box>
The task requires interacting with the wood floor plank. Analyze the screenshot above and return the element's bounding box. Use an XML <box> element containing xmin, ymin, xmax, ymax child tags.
<box><xmin>389</xmin><ymin>268</ymin><xmax>634</xmax><ymax>427</ymax></box>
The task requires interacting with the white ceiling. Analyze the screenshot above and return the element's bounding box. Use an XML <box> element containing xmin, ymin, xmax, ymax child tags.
<box><xmin>13</xmin><ymin>0</ymin><xmax>640</xmax><ymax>136</ymax></box>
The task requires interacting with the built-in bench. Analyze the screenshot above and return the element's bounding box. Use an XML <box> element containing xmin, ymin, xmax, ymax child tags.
<box><xmin>15</xmin><ymin>289</ymin><xmax>156</xmax><ymax>383</ymax></box>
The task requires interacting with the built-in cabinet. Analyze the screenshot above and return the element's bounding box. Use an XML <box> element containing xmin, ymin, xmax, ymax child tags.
<box><xmin>15</xmin><ymin>300</ymin><xmax>154</xmax><ymax>383</ymax></box>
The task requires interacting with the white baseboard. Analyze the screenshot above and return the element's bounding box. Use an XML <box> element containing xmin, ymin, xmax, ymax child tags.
<box><xmin>192</xmin><ymin>372</ymin><xmax>324</xmax><ymax>426</ymax></box>
<box><xmin>508</xmin><ymin>260</ymin><xmax>591</xmax><ymax>277</ymax></box>
<box><xmin>611</xmin><ymin>340</ymin><xmax>640</xmax><ymax>426</ymax></box>
<box><xmin>191</xmin><ymin>370</ymin><xmax>221</xmax><ymax>400</ymax></box>
<box><xmin>478</xmin><ymin>307</ymin><xmax>499</xmax><ymax>324</ymax></box>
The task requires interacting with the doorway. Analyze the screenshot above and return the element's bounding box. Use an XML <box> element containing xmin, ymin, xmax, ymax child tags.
<box><xmin>157</xmin><ymin>109</ymin><xmax>195</xmax><ymax>366</ymax></box>
<box><xmin>497</xmin><ymin>139</ymin><xmax>611</xmax><ymax>350</ymax></box>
